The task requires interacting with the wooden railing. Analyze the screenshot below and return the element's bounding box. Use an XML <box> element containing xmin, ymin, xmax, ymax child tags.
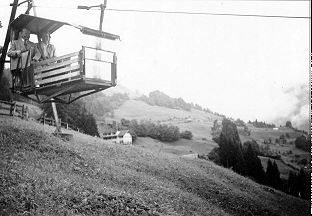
<box><xmin>0</xmin><ymin>100</ymin><xmax>29</xmax><ymax>119</ymax></box>
<box><xmin>33</xmin><ymin>51</ymin><xmax>82</xmax><ymax>87</ymax></box>
<box><xmin>83</xmin><ymin>46</ymin><xmax>117</xmax><ymax>85</ymax></box>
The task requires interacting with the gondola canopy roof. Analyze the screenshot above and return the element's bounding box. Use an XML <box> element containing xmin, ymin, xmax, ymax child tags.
<box><xmin>10</xmin><ymin>14</ymin><xmax>120</xmax><ymax>40</ymax></box>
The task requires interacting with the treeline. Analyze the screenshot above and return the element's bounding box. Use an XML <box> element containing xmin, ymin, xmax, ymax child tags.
<box><xmin>119</xmin><ymin>118</ymin><xmax>192</xmax><ymax>142</ymax></box>
<box><xmin>42</xmin><ymin>100</ymin><xmax>99</xmax><ymax>137</ymax></box>
<box><xmin>204</xmin><ymin>119</ymin><xmax>310</xmax><ymax>200</ymax></box>
<box><xmin>137</xmin><ymin>90</ymin><xmax>211</xmax><ymax>112</ymax></box>
<box><xmin>81</xmin><ymin>92</ymin><xmax>129</xmax><ymax>117</ymax></box>
<box><xmin>248</xmin><ymin>119</ymin><xmax>276</xmax><ymax>128</ymax></box>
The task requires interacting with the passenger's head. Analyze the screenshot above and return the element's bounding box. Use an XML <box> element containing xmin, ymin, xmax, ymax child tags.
<box><xmin>19</xmin><ymin>28</ymin><xmax>30</xmax><ymax>41</ymax></box>
<box><xmin>41</xmin><ymin>32</ymin><xmax>51</xmax><ymax>44</ymax></box>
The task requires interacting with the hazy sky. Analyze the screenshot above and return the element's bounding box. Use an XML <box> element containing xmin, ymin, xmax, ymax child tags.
<box><xmin>0</xmin><ymin>0</ymin><xmax>310</xmax><ymax>128</ymax></box>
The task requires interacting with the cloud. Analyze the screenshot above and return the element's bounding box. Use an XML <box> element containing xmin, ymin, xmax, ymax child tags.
<box><xmin>272</xmin><ymin>84</ymin><xmax>309</xmax><ymax>130</ymax></box>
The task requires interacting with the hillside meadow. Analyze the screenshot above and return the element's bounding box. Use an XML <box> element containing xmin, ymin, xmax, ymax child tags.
<box><xmin>0</xmin><ymin>116</ymin><xmax>310</xmax><ymax>216</ymax></box>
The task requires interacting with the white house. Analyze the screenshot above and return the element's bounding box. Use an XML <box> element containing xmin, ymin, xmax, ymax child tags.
<box><xmin>115</xmin><ymin>130</ymin><xmax>132</xmax><ymax>145</ymax></box>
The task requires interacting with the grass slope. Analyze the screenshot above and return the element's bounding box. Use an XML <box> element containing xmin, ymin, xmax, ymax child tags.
<box><xmin>0</xmin><ymin>116</ymin><xmax>309</xmax><ymax>216</ymax></box>
<box><xmin>135</xmin><ymin>137</ymin><xmax>216</xmax><ymax>156</ymax></box>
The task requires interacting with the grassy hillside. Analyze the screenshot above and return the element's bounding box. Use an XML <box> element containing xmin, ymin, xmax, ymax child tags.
<box><xmin>135</xmin><ymin>137</ymin><xmax>216</xmax><ymax>156</ymax></box>
<box><xmin>239</xmin><ymin>125</ymin><xmax>310</xmax><ymax>172</ymax></box>
<box><xmin>107</xmin><ymin>99</ymin><xmax>220</xmax><ymax>140</ymax></box>
<box><xmin>0</xmin><ymin>116</ymin><xmax>309</xmax><ymax>216</ymax></box>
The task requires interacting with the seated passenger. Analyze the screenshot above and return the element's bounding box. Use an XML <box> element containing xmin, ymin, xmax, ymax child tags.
<box><xmin>33</xmin><ymin>32</ymin><xmax>56</xmax><ymax>62</ymax></box>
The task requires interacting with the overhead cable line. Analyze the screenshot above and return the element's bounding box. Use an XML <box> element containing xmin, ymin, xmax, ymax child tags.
<box><xmin>0</xmin><ymin>4</ymin><xmax>309</xmax><ymax>19</ymax></box>
<box><xmin>105</xmin><ymin>8</ymin><xmax>310</xmax><ymax>19</ymax></box>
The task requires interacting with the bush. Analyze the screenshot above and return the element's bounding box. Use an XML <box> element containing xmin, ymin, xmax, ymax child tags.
<box><xmin>298</xmin><ymin>158</ymin><xmax>308</xmax><ymax>166</ymax></box>
<box><xmin>295</xmin><ymin>136</ymin><xmax>310</xmax><ymax>152</ymax></box>
<box><xmin>180</xmin><ymin>130</ymin><xmax>193</xmax><ymax>139</ymax></box>
<box><xmin>0</xmin><ymin>74</ymin><xmax>12</xmax><ymax>101</ymax></box>
<box><xmin>207</xmin><ymin>147</ymin><xmax>220</xmax><ymax>164</ymax></box>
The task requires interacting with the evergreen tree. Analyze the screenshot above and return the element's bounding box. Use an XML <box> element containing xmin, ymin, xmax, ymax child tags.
<box><xmin>266</xmin><ymin>160</ymin><xmax>281</xmax><ymax>189</ymax></box>
<box><xmin>266</xmin><ymin>159</ymin><xmax>274</xmax><ymax>187</ymax></box>
<box><xmin>217</xmin><ymin>119</ymin><xmax>246</xmax><ymax>175</ymax></box>
<box><xmin>272</xmin><ymin>161</ymin><xmax>282</xmax><ymax>189</ymax></box>
<box><xmin>297</xmin><ymin>168</ymin><xmax>310</xmax><ymax>200</ymax></box>
<box><xmin>244</xmin><ymin>144</ymin><xmax>266</xmax><ymax>184</ymax></box>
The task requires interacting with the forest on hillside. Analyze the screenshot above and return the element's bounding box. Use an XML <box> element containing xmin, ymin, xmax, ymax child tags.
<box><xmin>205</xmin><ymin>119</ymin><xmax>310</xmax><ymax>200</ymax></box>
<box><xmin>137</xmin><ymin>90</ymin><xmax>212</xmax><ymax>112</ymax></box>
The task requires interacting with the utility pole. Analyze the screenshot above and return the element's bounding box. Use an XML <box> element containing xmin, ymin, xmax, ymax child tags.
<box><xmin>99</xmin><ymin>0</ymin><xmax>107</xmax><ymax>31</ymax></box>
<box><xmin>78</xmin><ymin>0</ymin><xmax>108</xmax><ymax>31</ymax></box>
<box><xmin>0</xmin><ymin>0</ymin><xmax>19</xmax><ymax>80</ymax></box>
<box><xmin>31</xmin><ymin>0</ymin><xmax>37</xmax><ymax>16</ymax></box>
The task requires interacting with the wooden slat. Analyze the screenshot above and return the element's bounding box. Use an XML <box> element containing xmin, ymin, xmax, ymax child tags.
<box><xmin>0</xmin><ymin>107</ymin><xmax>11</xmax><ymax>111</ymax></box>
<box><xmin>0</xmin><ymin>100</ymin><xmax>14</xmax><ymax>105</ymax></box>
<box><xmin>37</xmin><ymin>71</ymin><xmax>81</xmax><ymax>85</ymax></box>
<box><xmin>34</xmin><ymin>58</ymin><xmax>79</xmax><ymax>74</ymax></box>
<box><xmin>33</xmin><ymin>51</ymin><xmax>80</xmax><ymax>67</ymax></box>
<box><xmin>35</xmin><ymin>65</ymin><xmax>80</xmax><ymax>79</ymax></box>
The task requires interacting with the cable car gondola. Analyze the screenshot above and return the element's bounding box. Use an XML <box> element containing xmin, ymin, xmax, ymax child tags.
<box><xmin>8</xmin><ymin>14</ymin><xmax>119</xmax><ymax>104</ymax></box>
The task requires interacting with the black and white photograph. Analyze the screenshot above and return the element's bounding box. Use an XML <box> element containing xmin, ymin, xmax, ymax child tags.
<box><xmin>0</xmin><ymin>0</ymin><xmax>310</xmax><ymax>215</ymax></box>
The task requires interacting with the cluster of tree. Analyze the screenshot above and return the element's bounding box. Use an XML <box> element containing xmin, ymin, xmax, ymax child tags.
<box><xmin>137</xmin><ymin>90</ymin><xmax>211</xmax><ymax>112</ymax></box>
<box><xmin>207</xmin><ymin>118</ymin><xmax>310</xmax><ymax>200</ymax></box>
<box><xmin>285</xmin><ymin>121</ymin><xmax>292</xmax><ymax>128</ymax></box>
<box><xmin>248</xmin><ymin>119</ymin><xmax>276</xmax><ymax>128</ymax></box>
<box><xmin>180</xmin><ymin>130</ymin><xmax>193</xmax><ymax>140</ymax></box>
<box><xmin>286</xmin><ymin>168</ymin><xmax>310</xmax><ymax>200</ymax></box>
<box><xmin>81</xmin><ymin>92</ymin><xmax>129</xmax><ymax>117</ymax></box>
<box><xmin>285</xmin><ymin>120</ymin><xmax>308</xmax><ymax>135</ymax></box>
<box><xmin>265</xmin><ymin>159</ymin><xmax>282</xmax><ymax>189</ymax></box>
<box><xmin>0</xmin><ymin>69</ymin><xmax>12</xmax><ymax>101</ymax></box>
<box><xmin>120</xmin><ymin>119</ymin><xmax>181</xmax><ymax>142</ymax></box>
<box><xmin>42</xmin><ymin>100</ymin><xmax>99</xmax><ymax>137</ymax></box>
<box><xmin>213</xmin><ymin>112</ymin><xmax>226</xmax><ymax>118</ymax></box>
<box><xmin>234</xmin><ymin>118</ymin><xmax>245</xmax><ymax>127</ymax></box>
<box><xmin>211</xmin><ymin>119</ymin><xmax>248</xmax><ymax>175</ymax></box>
<box><xmin>294</xmin><ymin>135</ymin><xmax>310</xmax><ymax>152</ymax></box>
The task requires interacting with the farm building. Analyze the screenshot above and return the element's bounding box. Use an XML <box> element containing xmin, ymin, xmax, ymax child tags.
<box><xmin>102</xmin><ymin>130</ymin><xmax>132</xmax><ymax>145</ymax></box>
<box><xmin>116</xmin><ymin>130</ymin><xmax>132</xmax><ymax>145</ymax></box>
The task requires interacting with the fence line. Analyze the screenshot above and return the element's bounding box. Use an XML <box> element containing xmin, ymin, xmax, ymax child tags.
<box><xmin>0</xmin><ymin>100</ymin><xmax>29</xmax><ymax>119</ymax></box>
<box><xmin>38</xmin><ymin>116</ymin><xmax>79</xmax><ymax>132</ymax></box>
<box><xmin>0</xmin><ymin>100</ymin><xmax>80</xmax><ymax>133</ymax></box>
